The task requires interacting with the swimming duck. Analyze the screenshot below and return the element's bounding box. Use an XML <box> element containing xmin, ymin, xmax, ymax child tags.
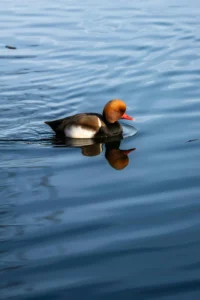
<box><xmin>45</xmin><ymin>99</ymin><xmax>134</xmax><ymax>138</ymax></box>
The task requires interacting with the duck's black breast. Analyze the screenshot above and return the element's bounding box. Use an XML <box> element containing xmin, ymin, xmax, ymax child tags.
<box><xmin>102</xmin><ymin>121</ymin><xmax>122</xmax><ymax>137</ymax></box>
<box><xmin>86</xmin><ymin>113</ymin><xmax>123</xmax><ymax>138</ymax></box>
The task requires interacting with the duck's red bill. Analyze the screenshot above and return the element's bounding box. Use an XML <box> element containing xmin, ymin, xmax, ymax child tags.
<box><xmin>122</xmin><ymin>148</ymin><xmax>136</xmax><ymax>155</ymax></box>
<box><xmin>121</xmin><ymin>113</ymin><xmax>134</xmax><ymax>120</ymax></box>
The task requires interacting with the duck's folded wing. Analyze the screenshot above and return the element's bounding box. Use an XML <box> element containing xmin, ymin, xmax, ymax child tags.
<box><xmin>45</xmin><ymin>114</ymin><xmax>101</xmax><ymax>133</ymax></box>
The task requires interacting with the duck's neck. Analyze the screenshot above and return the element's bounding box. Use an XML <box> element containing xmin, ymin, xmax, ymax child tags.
<box><xmin>102</xmin><ymin>111</ymin><xmax>109</xmax><ymax>125</ymax></box>
<box><xmin>102</xmin><ymin>111</ymin><xmax>117</xmax><ymax>125</ymax></box>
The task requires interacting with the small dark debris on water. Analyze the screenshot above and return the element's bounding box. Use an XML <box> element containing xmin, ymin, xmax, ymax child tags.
<box><xmin>5</xmin><ymin>45</ymin><xmax>17</xmax><ymax>50</ymax></box>
<box><xmin>187</xmin><ymin>139</ymin><xmax>199</xmax><ymax>143</ymax></box>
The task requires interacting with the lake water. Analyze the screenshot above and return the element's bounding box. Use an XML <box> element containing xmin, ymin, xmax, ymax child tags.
<box><xmin>1</xmin><ymin>0</ymin><xmax>200</xmax><ymax>299</ymax></box>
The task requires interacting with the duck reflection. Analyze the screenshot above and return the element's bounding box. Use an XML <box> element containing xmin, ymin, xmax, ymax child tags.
<box><xmin>52</xmin><ymin>136</ymin><xmax>136</xmax><ymax>170</ymax></box>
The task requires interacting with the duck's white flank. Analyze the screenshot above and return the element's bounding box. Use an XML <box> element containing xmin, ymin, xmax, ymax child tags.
<box><xmin>64</xmin><ymin>118</ymin><xmax>101</xmax><ymax>138</ymax></box>
<box><xmin>64</xmin><ymin>126</ymin><xmax>96</xmax><ymax>138</ymax></box>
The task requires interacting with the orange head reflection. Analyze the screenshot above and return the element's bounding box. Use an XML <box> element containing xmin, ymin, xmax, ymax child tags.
<box><xmin>105</xmin><ymin>147</ymin><xmax>136</xmax><ymax>170</ymax></box>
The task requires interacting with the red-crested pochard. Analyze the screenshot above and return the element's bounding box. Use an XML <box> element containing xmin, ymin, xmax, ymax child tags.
<box><xmin>45</xmin><ymin>99</ymin><xmax>134</xmax><ymax>138</ymax></box>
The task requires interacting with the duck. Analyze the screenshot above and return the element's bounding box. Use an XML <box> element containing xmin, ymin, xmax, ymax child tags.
<box><xmin>45</xmin><ymin>99</ymin><xmax>134</xmax><ymax>139</ymax></box>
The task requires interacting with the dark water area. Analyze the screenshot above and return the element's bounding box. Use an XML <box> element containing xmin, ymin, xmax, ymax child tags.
<box><xmin>0</xmin><ymin>0</ymin><xmax>200</xmax><ymax>299</ymax></box>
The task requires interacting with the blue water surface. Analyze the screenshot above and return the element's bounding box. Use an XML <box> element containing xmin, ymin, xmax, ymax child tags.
<box><xmin>0</xmin><ymin>0</ymin><xmax>200</xmax><ymax>299</ymax></box>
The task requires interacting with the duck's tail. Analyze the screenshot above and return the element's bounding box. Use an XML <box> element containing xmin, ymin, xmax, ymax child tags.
<box><xmin>44</xmin><ymin>119</ymin><xmax>62</xmax><ymax>132</ymax></box>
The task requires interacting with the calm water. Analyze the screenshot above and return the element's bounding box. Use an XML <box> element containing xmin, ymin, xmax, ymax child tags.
<box><xmin>1</xmin><ymin>0</ymin><xmax>200</xmax><ymax>299</ymax></box>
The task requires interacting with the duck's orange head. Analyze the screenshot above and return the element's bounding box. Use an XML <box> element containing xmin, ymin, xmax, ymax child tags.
<box><xmin>103</xmin><ymin>99</ymin><xmax>134</xmax><ymax>123</ymax></box>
